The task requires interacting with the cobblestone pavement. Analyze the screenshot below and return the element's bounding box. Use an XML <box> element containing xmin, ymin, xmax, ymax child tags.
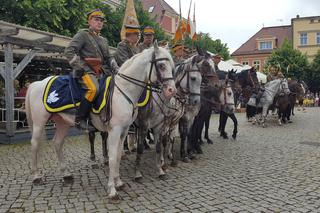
<box><xmin>1</xmin><ymin>108</ymin><xmax>320</xmax><ymax>212</ymax></box>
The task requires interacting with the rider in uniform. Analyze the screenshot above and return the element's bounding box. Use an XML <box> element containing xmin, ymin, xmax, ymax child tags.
<box><xmin>213</xmin><ymin>54</ymin><xmax>222</xmax><ymax>72</ymax></box>
<box><xmin>65</xmin><ymin>9</ymin><xmax>119</xmax><ymax>130</ymax></box>
<box><xmin>267</xmin><ymin>65</ymin><xmax>282</xmax><ymax>82</ymax></box>
<box><xmin>138</xmin><ymin>26</ymin><xmax>154</xmax><ymax>52</ymax></box>
<box><xmin>172</xmin><ymin>43</ymin><xmax>185</xmax><ymax>66</ymax></box>
<box><xmin>114</xmin><ymin>24</ymin><xmax>140</xmax><ymax>66</ymax></box>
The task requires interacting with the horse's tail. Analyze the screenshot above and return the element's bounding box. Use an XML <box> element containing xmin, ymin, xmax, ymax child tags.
<box><xmin>25</xmin><ymin>83</ymin><xmax>33</xmax><ymax>134</ymax></box>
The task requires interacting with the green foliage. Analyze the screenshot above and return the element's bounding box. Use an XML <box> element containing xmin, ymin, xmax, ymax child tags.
<box><xmin>265</xmin><ymin>39</ymin><xmax>309</xmax><ymax>80</ymax></box>
<box><xmin>183</xmin><ymin>33</ymin><xmax>230</xmax><ymax>60</ymax></box>
<box><xmin>304</xmin><ymin>50</ymin><xmax>320</xmax><ymax>92</ymax></box>
<box><xmin>0</xmin><ymin>0</ymin><xmax>168</xmax><ymax>47</ymax></box>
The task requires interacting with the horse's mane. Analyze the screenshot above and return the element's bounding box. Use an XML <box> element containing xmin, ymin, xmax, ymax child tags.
<box><xmin>175</xmin><ymin>54</ymin><xmax>198</xmax><ymax>78</ymax></box>
<box><xmin>119</xmin><ymin>47</ymin><xmax>173</xmax><ymax>73</ymax></box>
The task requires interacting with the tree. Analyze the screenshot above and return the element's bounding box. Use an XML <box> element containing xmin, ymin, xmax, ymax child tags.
<box><xmin>304</xmin><ymin>50</ymin><xmax>320</xmax><ymax>92</ymax></box>
<box><xmin>265</xmin><ymin>39</ymin><xmax>309</xmax><ymax>80</ymax></box>
<box><xmin>0</xmin><ymin>0</ymin><xmax>167</xmax><ymax>47</ymax></box>
<box><xmin>184</xmin><ymin>32</ymin><xmax>230</xmax><ymax>60</ymax></box>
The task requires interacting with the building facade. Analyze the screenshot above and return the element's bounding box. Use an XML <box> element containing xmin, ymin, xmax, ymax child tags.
<box><xmin>139</xmin><ymin>0</ymin><xmax>179</xmax><ymax>37</ymax></box>
<box><xmin>292</xmin><ymin>15</ymin><xmax>320</xmax><ymax>61</ymax></box>
<box><xmin>231</xmin><ymin>26</ymin><xmax>292</xmax><ymax>71</ymax></box>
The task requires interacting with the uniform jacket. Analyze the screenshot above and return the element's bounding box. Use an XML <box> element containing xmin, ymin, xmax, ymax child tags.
<box><xmin>65</xmin><ymin>28</ymin><xmax>112</xmax><ymax>74</ymax></box>
<box><xmin>114</xmin><ymin>40</ymin><xmax>139</xmax><ymax>66</ymax></box>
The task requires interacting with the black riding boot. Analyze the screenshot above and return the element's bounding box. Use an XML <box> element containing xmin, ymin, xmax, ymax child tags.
<box><xmin>75</xmin><ymin>99</ymin><xmax>95</xmax><ymax>131</ymax></box>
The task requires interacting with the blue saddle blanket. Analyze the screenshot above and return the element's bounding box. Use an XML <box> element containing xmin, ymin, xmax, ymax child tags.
<box><xmin>43</xmin><ymin>75</ymin><xmax>112</xmax><ymax>113</ymax></box>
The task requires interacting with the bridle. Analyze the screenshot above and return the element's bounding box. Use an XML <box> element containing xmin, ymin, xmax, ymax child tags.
<box><xmin>115</xmin><ymin>50</ymin><xmax>174</xmax><ymax>107</ymax></box>
<box><xmin>175</xmin><ymin>61</ymin><xmax>202</xmax><ymax>100</ymax></box>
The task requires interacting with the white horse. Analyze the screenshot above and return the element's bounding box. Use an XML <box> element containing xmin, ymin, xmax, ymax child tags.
<box><xmin>25</xmin><ymin>42</ymin><xmax>176</xmax><ymax>201</ymax></box>
<box><xmin>247</xmin><ymin>78</ymin><xmax>290</xmax><ymax>127</ymax></box>
<box><xmin>134</xmin><ymin>53</ymin><xmax>207</xmax><ymax>180</ymax></box>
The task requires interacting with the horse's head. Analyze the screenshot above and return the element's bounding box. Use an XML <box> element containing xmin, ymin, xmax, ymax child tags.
<box><xmin>219</xmin><ymin>80</ymin><xmax>235</xmax><ymax>114</ymax></box>
<box><xmin>175</xmin><ymin>54</ymin><xmax>203</xmax><ymax>106</ymax></box>
<box><xmin>149</xmin><ymin>41</ymin><xmax>176</xmax><ymax>98</ymax></box>
<box><xmin>279</xmin><ymin>79</ymin><xmax>290</xmax><ymax>95</ymax></box>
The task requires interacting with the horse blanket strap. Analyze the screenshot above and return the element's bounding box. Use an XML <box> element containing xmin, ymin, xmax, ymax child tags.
<box><xmin>43</xmin><ymin>75</ymin><xmax>112</xmax><ymax>113</ymax></box>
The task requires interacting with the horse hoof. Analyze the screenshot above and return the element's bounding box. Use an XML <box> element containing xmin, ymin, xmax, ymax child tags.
<box><xmin>170</xmin><ymin>161</ymin><xmax>178</xmax><ymax>167</ymax></box>
<box><xmin>103</xmin><ymin>160</ymin><xmax>109</xmax><ymax>165</ymax></box>
<box><xmin>207</xmin><ymin>139</ymin><xmax>213</xmax><ymax>144</ymax></box>
<box><xmin>159</xmin><ymin>174</ymin><xmax>168</xmax><ymax>180</ymax></box>
<box><xmin>121</xmin><ymin>154</ymin><xmax>128</xmax><ymax>160</ymax></box>
<box><xmin>196</xmin><ymin>148</ymin><xmax>203</xmax><ymax>154</ymax></box>
<box><xmin>288</xmin><ymin>120</ymin><xmax>292</xmax><ymax>123</ymax></box>
<box><xmin>63</xmin><ymin>175</ymin><xmax>74</xmax><ymax>183</ymax></box>
<box><xmin>89</xmin><ymin>155</ymin><xmax>96</xmax><ymax>161</ymax></box>
<box><xmin>115</xmin><ymin>183</ymin><xmax>126</xmax><ymax>191</ymax></box>
<box><xmin>232</xmin><ymin>135</ymin><xmax>237</xmax><ymax>140</ymax></box>
<box><xmin>32</xmin><ymin>177</ymin><xmax>44</xmax><ymax>185</ymax></box>
<box><xmin>91</xmin><ymin>164</ymin><xmax>100</xmax><ymax>169</ymax></box>
<box><xmin>162</xmin><ymin>164</ymin><xmax>169</xmax><ymax>171</ymax></box>
<box><xmin>182</xmin><ymin>157</ymin><xmax>191</xmax><ymax>163</ymax></box>
<box><xmin>134</xmin><ymin>176</ymin><xmax>143</xmax><ymax>183</ymax></box>
<box><xmin>108</xmin><ymin>194</ymin><xmax>121</xmax><ymax>204</ymax></box>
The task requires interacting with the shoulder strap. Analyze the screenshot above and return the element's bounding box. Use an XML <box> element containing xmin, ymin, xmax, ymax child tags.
<box><xmin>86</xmin><ymin>31</ymin><xmax>107</xmax><ymax>61</ymax></box>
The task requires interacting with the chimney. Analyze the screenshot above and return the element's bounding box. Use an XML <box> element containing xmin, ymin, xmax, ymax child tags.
<box><xmin>296</xmin><ymin>15</ymin><xmax>300</xmax><ymax>18</ymax></box>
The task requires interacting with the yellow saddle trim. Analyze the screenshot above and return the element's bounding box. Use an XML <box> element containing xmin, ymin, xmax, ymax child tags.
<box><xmin>92</xmin><ymin>76</ymin><xmax>112</xmax><ymax>113</ymax></box>
<box><xmin>137</xmin><ymin>86</ymin><xmax>151</xmax><ymax>107</ymax></box>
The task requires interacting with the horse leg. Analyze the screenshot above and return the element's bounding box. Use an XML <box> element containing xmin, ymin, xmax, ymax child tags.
<box><xmin>155</xmin><ymin>132</ymin><xmax>167</xmax><ymax>179</ymax></box>
<box><xmin>107</xmin><ymin>126</ymin><xmax>123</xmax><ymax>200</ymax></box>
<box><xmin>88</xmin><ymin>131</ymin><xmax>96</xmax><ymax>161</ymax></box>
<box><xmin>114</xmin><ymin>126</ymin><xmax>129</xmax><ymax>191</ymax></box>
<box><xmin>53</xmin><ymin>120</ymin><xmax>72</xmax><ymax>182</ymax></box>
<box><xmin>229</xmin><ymin>113</ymin><xmax>238</xmax><ymax>140</ymax></box>
<box><xmin>179</xmin><ymin>119</ymin><xmax>190</xmax><ymax>163</ymax></box>
<box><xmin>31</xmin><ymin>126</ymin><xmax>46</xmax><ymax>184</ymax></box>
<box><xmin>278</xmin><ymin>109</ymin><xmax>282</xmax><ymax>126</ymax></box>
<box><xmin>220</xmin><ymin>111</ymin><xmax>228</xmax><ymax>139</ymax></box>
<box><xmin>135</xmin><ymin>127</ymin><xmax>146</xmax><ymax>182</ymax></box>
<box><xmin>101</xmin><ymin>132</ymin><xmax>108</xmax><ymax>165</ymax></box>
<box><xmin>204</xmin><ymin>110</ymin><xmax>212</xmax><ymax>143</ymax></box>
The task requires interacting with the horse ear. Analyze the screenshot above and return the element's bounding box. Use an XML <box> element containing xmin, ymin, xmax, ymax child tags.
<box><xmin>154</xmin><ymin>40</ymin><xmax>159</xmax><ymax>52</ymax></box>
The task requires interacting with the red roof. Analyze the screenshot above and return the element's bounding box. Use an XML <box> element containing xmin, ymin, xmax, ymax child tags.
<box><xmin>232</xmin><ymin>25</ymin><xmax>292</xmax><ymax>56</ymax></box>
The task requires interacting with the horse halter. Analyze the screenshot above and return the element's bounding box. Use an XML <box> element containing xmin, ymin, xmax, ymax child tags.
<box><xmin>117</xmin><ymin>50</ymin><xmax>174</xmax><ymax>93</ymax></box>
<box><xmin>175</xmin><ymin>62</ymin><xmax>201</xmax><ymax>98</ymax></box>
<box><xmin>149</xmin><ymin>51</ymin><xmax>174</xmax><ymax>87</ymax></box>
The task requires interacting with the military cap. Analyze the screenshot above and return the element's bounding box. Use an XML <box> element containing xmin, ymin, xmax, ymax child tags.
<box><xmin>172</xmin><ymin>43</ymin><xmax>184</xmax><ymax>52</ymax></box>
<box><xmin>125</xmin><ymin>24</ymin><xmax>140</xmax><ymax>34</ymax></box>
<box><xmin>87</xmin><ymin>9</ymin><xmax>105</xmax><ymax>21</ymax></box>
<box><xmin>143</xmin><ymin>26</ymin><xmax>155</xmax><ymax>35</ymax></box>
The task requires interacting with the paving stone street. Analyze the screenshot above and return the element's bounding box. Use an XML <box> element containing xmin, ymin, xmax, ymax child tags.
<box><xmin>1</xmin><ymin>108</ymin><xmax>320</xmax><ymax>212</ymax></box>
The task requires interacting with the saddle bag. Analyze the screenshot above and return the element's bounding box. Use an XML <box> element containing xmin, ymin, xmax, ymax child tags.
<box><xmin>84</xmin><ymin>57</ymin><xmax>102</xmax><ymax>75</ymax></box>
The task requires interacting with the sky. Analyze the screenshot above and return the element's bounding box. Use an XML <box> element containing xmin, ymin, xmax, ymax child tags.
<box><xmin>165</xmin><ymin>0</ymin><xmax>320</xmax><ymax>53</ymax></box>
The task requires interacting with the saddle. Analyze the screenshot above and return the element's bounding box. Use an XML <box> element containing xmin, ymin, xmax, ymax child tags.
<box><xmin>43</xmin><ymin>75</ymin><xmax>151</xmax><ymax>120</ymax></box>
<box><xmin>43</xmin><ymin>75</ymin><xmax>113</xmax><ymax>122</ymax></box>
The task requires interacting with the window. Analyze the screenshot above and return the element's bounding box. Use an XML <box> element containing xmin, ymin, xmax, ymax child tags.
<box><xmin>300</xmin><ymin>33</ymin><xmax>307</xmax><ymax>45</ymax></box>
<box><xmin>253</xmin><ymin>60</ymin><xmax>260</xmax><ymax>71</ymax></box>
<box><xmin>242</xmin><ymin>61</ymin><xmax>249</xmax><ymax>65</ymax></box>
<box><xmin>148</xmin><ymin>6</ymin><xmax>154</xmax><ymax>13</ymax></box>
<box><xmin>317</xmin><ymin>32</ymin><xmax>320</xmax><ymax>44</ymax></box>
<box><xmin>259</xmin><ymin>41</ymin><xmax>272</xmax><ymax>50</ymax></box>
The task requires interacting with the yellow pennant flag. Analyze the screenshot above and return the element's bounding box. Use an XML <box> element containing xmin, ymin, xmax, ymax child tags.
<box><xmin>120</xmin><ymin>0</ymin><xmax>140</xmax><ymax>40</ymax></box>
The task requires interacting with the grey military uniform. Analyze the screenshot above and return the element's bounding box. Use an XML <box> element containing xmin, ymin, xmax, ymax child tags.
<box><xmin>114</xmin><ymin>40</ymin><xmax>140</xmax><ymax>66</ymax></box>
<box><xmin>138</xmin><ymin>42</ymin><xmax>153</xmax><ymax>53</ymax></box>
<box><xmin>65</xmin><ymin>28</ymin><xmax>117</xmax><ymax>75</ymax></box>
